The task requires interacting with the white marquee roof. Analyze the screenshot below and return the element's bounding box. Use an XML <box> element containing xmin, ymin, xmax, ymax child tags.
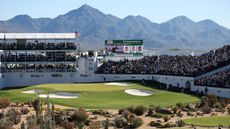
<box><xmin>0</xmin><ymin>33</ymin><xmax>77</xmax><ymax>40</ymax></box>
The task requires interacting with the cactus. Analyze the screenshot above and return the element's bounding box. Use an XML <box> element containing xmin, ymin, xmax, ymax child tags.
<box><xmin>5</xmin><ymin>108</ymin><xmax>21</xmax><ymax>125</ymax></box>
<box><xmin>21</xmin><ymin>121</ymin><xmax>25</xmax><ymax>129</ymax></box>
<box><xmin>38</xmin><ymin>92</ymin><xmax>56</xmax><ymax>129</ymax></box>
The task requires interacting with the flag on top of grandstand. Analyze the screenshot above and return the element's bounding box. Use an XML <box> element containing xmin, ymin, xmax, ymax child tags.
<box><xmin>75</xmin><ymin>31</ymin><xmax>80</xmax><ymax>38</ymax></box>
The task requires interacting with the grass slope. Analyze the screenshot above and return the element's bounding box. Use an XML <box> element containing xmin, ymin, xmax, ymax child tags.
<box><xmin>0</xmin><ymin>82</ymin><xmax>199</xmax><ymax>109</ymax></box>
<box><xmin>184</xmin><ymin>116</ymin><xmax>230</xmax><ymax>126</ymax></box>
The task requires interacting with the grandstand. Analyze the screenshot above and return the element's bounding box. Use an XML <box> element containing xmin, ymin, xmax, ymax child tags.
<box><xmin>0</xmin><ymin>33</ymin><xmax>229</xmax><ymax>98</ymax></box>
<box><xmin>96</xmin><ymin>45</ymin><xmax>230</xmax><ymax>98</ymax></box>
<box><xmin>0</xmin><ymin>33</ymin><xmax>81</xmax><ymax>87</ymax></box>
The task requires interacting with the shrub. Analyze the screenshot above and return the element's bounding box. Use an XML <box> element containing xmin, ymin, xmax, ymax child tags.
<box><xmin>114</xmin><ymin>116</ymin><xmax>127</xmax><ymax>128</ymax></box>
<box><xmin>163</xmin><ymin>115</ymin><xmax>171</xmax><ymax>122</ymax></box>
<box><xmin>0</xmin><ymin>98</ymin><xmax>11</xmax><ymax>108</ymax></box>
<box><xmin>200</xmin><ymin>94</ymin><xmax>218</xmax><ymax>108</ymax></box>
<box><xmin>122</xmin><ymin>109</ymin><xmax>132</xmax><ymax>120</ymax></box>
<box><xmin>186</xmin><ymin>103</ymin><xmax>196</xmax><ymax>110</ymax></box>
<box><xmin>88</xmin><ymin>121</ymin><xmax>101</xmax><ymax>129</ymax></box>
<box><xmin>156</xmin><ymin>108</ymin><xmax>173</xmax><ymax>114</ymax></box>
<box><xmin>118</xmin><ymin>108</ymin><xmax>125</xmax><ymax>115</ymax></box>
<box><xmin>176</xmin><ymin>102</ymin><xmax>184</xmax><ymax>109</ymax></box>
<box><xmin>200</xmin><ymin>106</ymin><xmax>211</xmax><ymax>114</ymax></box>
<box><xmin>176</xmin><ymin>120</ymin><xmax>185</xmax><ymax>127</ymax></box>
<box><xmin>147</xmin><ymin>108</ymin><xmax>156</xmax><ymax>116</ymax></box>
<box><xmin>71</xmin><ymin>108</ymin><xmax>89</xmax><ymax>123</ymax></box>
<box><xmin>54</xmin><ymin>111</ymin><xmax>66</xmax><ymax>125</ymax></box>
<box><xmin>5</xmin><ymin>108</ymin><xmax>21</xmax><ymax>125</ymax></box>
<box><xmin>216</xmin><ymin>108</ymin><xmax>226</xmax><ymax>113</ymax></box>
<box><xmin>101</xmin><ymin>118</ymin><xmax>114</xmax><ymax>129</ymax></box>
<box><xmin>181</xmin><ymin>107</ymin><xmax>189</xmax><ymax>112</ymax></box>
<box><xmin>149</xmin><ymin>121</ymin><xmax>162</xmax><ymax>127</ymax></box>
<box><xmin>134</xmin><ymin>105</ymin><xmax>147</xmax><ymax>116</ymax></box>
<box><xmin>176</xmin><ymin>111</ymin><xmax>183</xmax><ymax>117</ymax></box>
<box><xmin>0</xmin><ymin>119</ymin><xmax>13</xmax><ymax>129</ymax></box>
<box><xmin>129</xmin><ymin>117</ymin><xmax>143</xmax><ymax>128</ymax></box>
<box><xmin>227</xmin><ymin>107</ymin><xmax>230</xmax><ymax>115</ymax></box>
<box><xmin>122</xmin><ymin>105</ymin><xmax>147</xmax><ymax>116</ymax></box>
<box><xmin>170</xmin><ymin>114</ymin><xmax>175</xmax><ymax>118</ymax></box>
<box><xmin>126</xmin><ymin>106</ymin><xmax>135</xmax><ymax>113</ymax></box>
<box><xmin>151</xmin><ymin>113</ymin><xmax>165</xmax><ymax>118</ymax></box>
<box><xmin>85</xmin><ymin>119</ymin><xmax>93</xmax><ymax>126</ymax></box>
<box><xmin>172</xmin><ymin>106</ymin><xmax>179</xmax><ymax>114</ymax></box>
<box><xmin>0</xmin><ymin>112</ymin><xmax>3</xmax><ymax>120</ymax></box>
<box><xmin>187</xmin><ymin>111</ymin><xmax>194</xmax><ymax>117</ymax></box>
<box><xmin>163</xmin><ymin>122</ymin><xmax>177</xmax><ymax>128</ymax></box>
<box><xmin>92</xmin><ymin>109</ymin><xmax>112</xmax><ymax>117</ymax></box>
<box><xmin>213</xmin><ymin>102</ymin><xmax>224</xmax><ymax>109</ymax></box>
<box><xmin>149</xmin><ymin>121</ymin><xmax>164</xmax><ymax>128</ymax></box>
<box><xmin>218</xmin><ymin>124</ymin><xmax>224</xmax><ymax>127</ymax></box>
<box><xmin>32</xmin><ymin>99</ymin><xmax>41</xmax><ymax>118</ymax></box>
<box><xmin>61</xmin><ymin>121</ymin><xmax>75</xmax><ymax>129</ymax></box>
<box><xmin>20</xmin><ymin>108</ymin><xmax>30</xmax><ymax>115</ymax></box>
<box><xmin>211</xmin><ymin>112</ymin><xmax>217</xmax><ymax>116</ymax></box>
<box><xmin>92</xmin><ymin>109</ymin><xmax>107</xmax><ymax>115</ymax></box>
<box><xmin>196</xmin><ymin>111</ymin><xmax>203</xmax><ymax>116</ymax></box>
<box><xmin>21</xmin><ymin>121</ymin><xmax>26</xmax><ymax>129</ymax></box>
<box><xmin>26</xmin><ymin>115</ymin><xmax>37</xmax><ymax>128</ymax></box>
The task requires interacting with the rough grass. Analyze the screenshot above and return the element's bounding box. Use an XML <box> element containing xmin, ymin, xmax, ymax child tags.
<box><xmin>0</xmin><ymin>82</ymin><xmax>199</xmax><ymax>109</ymax></box>
<box><xmin>184</xmin><ymin>116</ymin><xmax>230</xmax><ymax>127</ymax></box>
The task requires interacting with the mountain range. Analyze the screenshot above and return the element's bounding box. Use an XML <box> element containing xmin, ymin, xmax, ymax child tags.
<box><xmin>0</xmin><ymin>4</ymin><xmax>230</xmax><ymax>50</ymax></box>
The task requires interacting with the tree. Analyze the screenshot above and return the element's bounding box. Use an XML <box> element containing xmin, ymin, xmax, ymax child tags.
<box><xmin>201</xmin><ymin>94</ymin><xmax>218</xmax><ymax>108</ymax></box>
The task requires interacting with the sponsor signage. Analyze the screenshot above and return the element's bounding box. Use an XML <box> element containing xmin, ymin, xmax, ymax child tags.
<box><xmin>105</xmin><ymin>40</ymin><xmax>143</xmax><ymax>55</ymax></box>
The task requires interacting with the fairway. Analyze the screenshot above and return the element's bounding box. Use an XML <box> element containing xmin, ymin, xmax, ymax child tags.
<box><xmin>184</xmin><ymin>116</ymin><xmax>230</xmax><ymax>127</ymax></box>
<box><xmin>0</xmin><ymin>82</ymin><xmax>199</xmax><ymax>109</ymax></box>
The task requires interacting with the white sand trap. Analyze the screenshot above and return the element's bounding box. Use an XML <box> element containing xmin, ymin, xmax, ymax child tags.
<box><xmin>125</xmin><ymin>89</ymin><xmax>153</xmax><ymax>96</ymax></box>
<box><xmin>105</xmin><ymin>82</ymin><xmax>130</xmax><ymax>86</ymax></box>
<box><xmin>22</xmin><ymin>89</ymin><xmax>44</xmax><ymax>94</ymax></box>
<box><xmin>39</xmin><ymin>92</ymin><xmax>80</xmax><ymax>99</ymax></box>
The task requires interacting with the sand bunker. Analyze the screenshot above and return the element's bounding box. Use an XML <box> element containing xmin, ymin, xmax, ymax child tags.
<box><xmin>39</xmin><ymin>92</ymin><xmax>80</xmax><ymax>99</ymax></box>
<box><xmin>105</xmin><ymin>82</ymin><xmax>130</xmax><ymax>86</ymax></box>
<box><xmin>125</xmin><ymin>89</ymin><xmax>153</xmax><ymax>96</ymax></box>
<box><xmin>22</xmin><ymin>89</ymin><xmax>44</xmax><ymax>94</ymax></box>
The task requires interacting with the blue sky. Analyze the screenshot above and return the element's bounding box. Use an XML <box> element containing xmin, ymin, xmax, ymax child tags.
<box><xmin>1</xmin><ymin>0</ymin><xmax>230</xmax><ymax>28</ymax></box>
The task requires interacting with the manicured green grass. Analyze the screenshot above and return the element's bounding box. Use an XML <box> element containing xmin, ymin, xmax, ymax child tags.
<box><xmin>184</xmin><ymin>116</ymin><xmax>230</xmax><ymax>127</ymax></box>
<box><xmin>0</xmin><ymin>82</ymin><xmax>199</xmax><ymax>109</ymax></box>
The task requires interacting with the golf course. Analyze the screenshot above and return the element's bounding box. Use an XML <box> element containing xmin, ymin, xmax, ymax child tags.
<box><xmin>0</xmin><ymin>81</ymin><xmax>199</xmax><ymax>109</ymax></box>
<box><xmin>184</xmin><ymin>116</ymin><xmax>230</xmax><ymax>127</ymax></box>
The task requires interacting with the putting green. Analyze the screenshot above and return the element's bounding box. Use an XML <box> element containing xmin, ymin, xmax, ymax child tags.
<box><xmin>0</xmin><ymin>82</ymin><xmax>199</xmax><ymax>109</ymax></box>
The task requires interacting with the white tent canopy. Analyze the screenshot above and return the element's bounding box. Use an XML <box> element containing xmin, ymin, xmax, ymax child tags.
<box><xmin>0</xmin><ymin>33</ymin><xmax>77</xmax><ymax>40</ymax></box>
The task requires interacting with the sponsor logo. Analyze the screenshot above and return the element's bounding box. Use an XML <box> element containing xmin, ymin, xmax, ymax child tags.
<box><xmin>51</xmin><ymin>74</ymin><xmax>63</xmax><ymax>78</ymax></box>
<box><xmin>80</xmin><ymin>74</ymin><xmax>90</xmax><ymax>77</ymax></box>
<box><xmin>31</xmin><ymin>74</ymin><xmax>44</xmax><ymax>78</ymax></box>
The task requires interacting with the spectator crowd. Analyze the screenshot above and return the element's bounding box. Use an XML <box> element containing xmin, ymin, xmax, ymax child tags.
<box><xmin>97</xmin><ymin>45</ymin><xmax>230</xmax><ymax>77</ymax></box>
<box><xmin>195</xmin><ymin>70</ymin><xmax>230</xmax><ymax>88</ymax></box>
<box><xmin>0</xmin><ymin>41</ymin><xmax>77</xmax><ymax>50</ymax></box>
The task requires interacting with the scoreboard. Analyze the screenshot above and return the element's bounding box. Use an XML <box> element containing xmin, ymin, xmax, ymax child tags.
<box><xmin>105</xmin><ymin>40</ymin><xmax>143</xmax><ymax>55</ymax></box>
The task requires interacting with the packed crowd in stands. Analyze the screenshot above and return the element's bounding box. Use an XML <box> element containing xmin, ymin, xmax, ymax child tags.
<box><xmin>1</xmin><ymin>52</ymin><xmax>76</xmax><ymax>62</ymax></box>
<box><xmin>97</xmin><ymin>45</ymin><xmax>230</xmax><ymax>77</ymax></box>
<box><xmin>0</xmin><ymin>42</ymin><xmax>77</xmax><ymax>50</ymax></box>
<box><xmin>195</xmin><ymin>70</ymin><xmax>230</xmax><ymax>88</ymax></box>
<box><xmin>0</xmin><ymin>64</ymin><xmax>77</xmax><ymax>73</ymax></box>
